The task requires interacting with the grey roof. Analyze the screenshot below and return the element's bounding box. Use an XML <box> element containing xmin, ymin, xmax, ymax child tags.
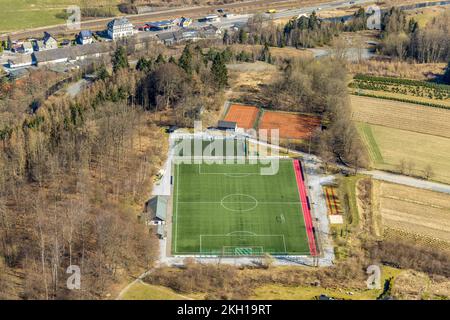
<box><xmin>108</xmin><ymin>17</ymin><xmax>132</xmax><ymax>29</ymax></box>
<box><xmin>148</xmin><ymin>20</ymin><xmax>174</xmax><ymax>27</ymax></box>
<box><xmin>157</xmin><ymin>31</ymin><xmax>177</xmax><ymax>42</ymax></box>
<box><xmin>147</xmin><ymin>196</ymin><xmax>168</xmax><ymax>221</ymax></box>
<box><xmin>43</xmin><ymin>32</ymin><xmax>53</xmax><ymax>41</ymax></box>
<box><xmin>33</xmin><ymin>42</ymin><xmax>112</xmax><ymax>63</ymax></box>
<box><xmin>79</xmin><ymin>30</ymin><xmax>92</xmax><ymax>38</ymax></box>
<box><xmin>8</xmin><ymin>54</ymin><xmax>33</xmax><ymax>66</ymax></box>
<box><xmin>218</xmin><ymin>120</ymin><xmax>237</xmax><ymax>129</ymax></box>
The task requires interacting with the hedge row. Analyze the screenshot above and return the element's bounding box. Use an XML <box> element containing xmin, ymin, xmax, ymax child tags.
<box><xmin>354</xmin><ymin>74</ymin><xmax>450</xmax><ymax>92</ymax></box>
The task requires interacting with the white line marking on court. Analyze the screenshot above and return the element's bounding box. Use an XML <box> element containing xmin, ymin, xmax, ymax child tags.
<box><xmin>174</xmin><ymin>163</ymin><xmax>180</xmax><ymax>254</ymax></box>
<box><xmin>177</xmin><ymin>201</ymin><xmax>302</xmax><ymax>204</ymax></box>
<box><xmin>226</xmin><ymin>231</ymin><xmax>258</xmax><ymax>236</ymax></box>
<box><xmin>221</xmin><ymin>194</ymin><xmax>258</xmax><ymax>212</ymax></box>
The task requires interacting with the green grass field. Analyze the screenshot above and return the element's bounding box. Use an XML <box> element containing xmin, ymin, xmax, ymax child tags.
<box><xmin>356</xmin><ymin>122</ymin><xmax>450</xmax><ymax>184</ymax></box>
<box><xmin>172</xmin><ymin>159</ymin><xmax>309</xmax><ymax>256</ymax></box>
<box><xmin>0</xmin><ymin>0</ymin><xmax>121</xmax><ymax>32</ymax></box>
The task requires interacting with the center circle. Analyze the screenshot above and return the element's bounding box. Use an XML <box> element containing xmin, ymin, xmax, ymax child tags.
<box><xmin>221</xmin><ymin>194</ymin><xmax>258</xmax><ymax>212</ymax></box>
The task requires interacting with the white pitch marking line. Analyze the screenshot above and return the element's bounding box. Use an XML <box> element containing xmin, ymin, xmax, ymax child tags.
<box><xmin>174</xmin><ymin>163</ymin><xmax>180</xmax><ymax>254</ymax></box>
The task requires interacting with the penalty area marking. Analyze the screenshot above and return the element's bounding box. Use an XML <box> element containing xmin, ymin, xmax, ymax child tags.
<box><xmin>199</xmin><ymin>234</ymin><xmax>287</xmax><ymax>254</ymax></box>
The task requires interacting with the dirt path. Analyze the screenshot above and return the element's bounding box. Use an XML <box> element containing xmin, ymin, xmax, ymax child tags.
<box><xmin>360</xmin><ymin>170</ymin><xmax>450</xmax><ymax>195</ymax></box>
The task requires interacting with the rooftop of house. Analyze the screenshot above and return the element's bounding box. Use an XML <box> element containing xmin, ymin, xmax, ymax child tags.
<box><xmin>79</xmin><ymin>30</ymin><xmax>92</xmax><ymax>38</ymax></box>
<box><xmin>33</xmin><ymin>42</ymin><xmax>112</xmax><ymax>63</ymax></box>
<box><xmin>148</xmin><ymin>20</ymin><xmax>174</xmax><ymax>27</ymax></box>
<box><xmin>157</xmin><ymin>31</ymin><xmax>177</xmax><ymax>41</ymax></box>
<box><xmin>43</xmin><ymin>32</ymin><xmax>56</xmax><ymax>43</ymax></box>
<box><xmin>8</xmin><ymin>54</ymin><xmax>33</xmax><ymax>64</ymax></box>
<box><xmin>108</xmin><ymin>17</ymin><xmax>132</xmax><ymax>29</ymax></box>
<box><xmin>218</xmin><ymin>120</ymin><xmax>237</xmax><ymax>129</ymax></box>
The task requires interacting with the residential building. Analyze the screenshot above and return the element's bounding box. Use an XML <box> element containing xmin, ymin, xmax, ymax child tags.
<box><xmin>157</xmin><ymin>29</ymin><xmax>200</xmax><ymax>45</ymax></box>
<box><xmin>201</xmin><ymin>25</ymin><xmax>222</xmax><ymax>38</ymax></box>
<box><xmin>35</xmin><ymin>32</ymin><xmax>58</xmax><ymax>51</ymax></box>
<box><xmin>157</xmin><ymin>31</ymin><xmax>178</xmax><ymax>46</ymax></box>
<box><xmin>77</xmin><ymin>30</ymin><xmax>93</xmax><ymax>45</ymax></box>
<box><xmin>179</xmin><ymin>17</ymin><xmax>192</xmax><ymax>28</ymax></box>
<box><xmin>13</xmin><ymin>42</ymin><xmax>33</xmax><ymax>54</ymax></box>
<box><xmin>107</xmin><ymin>18</ymin><xmax>134</xmax><ymax>40</ymax></box>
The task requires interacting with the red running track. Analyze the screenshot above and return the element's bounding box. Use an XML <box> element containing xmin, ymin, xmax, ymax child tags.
<box><xmin>293</xmin><ymin>159</ymin><xmax>318</xmax><ymax>256</ymax></box>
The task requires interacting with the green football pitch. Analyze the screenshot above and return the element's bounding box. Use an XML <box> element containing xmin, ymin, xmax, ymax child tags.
<box><xmin>172</xmin><ymin>160</ymin><xmax>310</xmax><ymax>256</ymax></box>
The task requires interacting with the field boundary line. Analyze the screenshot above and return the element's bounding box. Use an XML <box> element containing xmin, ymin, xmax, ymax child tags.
<box><xmin>199</xmin><ymin>234</ymin><xmax>287</xmax><ymax>254</ymax></box>
<box><xmin>358</xmin><ymin>123</ymin><xmax>384</xmax><ymax>164</ymax></box>
<box><xmin>177</xmin><ymin>201</ymin><xmax>302</xmax><ymax>204</ymax></box>
<box><xmin>174</xmin><ymin>163</ymin><xmax>180</xmax><ymax>254</ymax></box>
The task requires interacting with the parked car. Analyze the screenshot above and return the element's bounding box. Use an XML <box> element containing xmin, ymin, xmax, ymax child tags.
<box><xmin>166</xmin><ymin>125</ymin><xmax>178</xmax><ymax>133</ymax></box>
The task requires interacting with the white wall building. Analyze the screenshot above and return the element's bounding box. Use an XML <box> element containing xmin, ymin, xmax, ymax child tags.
<box><xmin>107</xmin><ymin>18</ymin><xmax>134</xmax><ymax>40</ymax></box>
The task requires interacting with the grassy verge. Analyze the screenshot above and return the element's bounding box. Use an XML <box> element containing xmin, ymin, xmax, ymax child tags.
<box><xmin>0</xmin><ymin>0</ymin><xmax>121</xmax><ymax>32</ymax></box>
<box><xmin>120</xmin><ymin>282</ymin><xmax>200</xmax><ymax>300</ymax></box>
<box><xmin>250</xmin><ymin>266</ymin><xmax>402</xmax><ymax>300</ymax></box>
<box><xmin>356</xmin><ymin>123</ymin><xmax>384</xmax><ymax>164</ymax></box>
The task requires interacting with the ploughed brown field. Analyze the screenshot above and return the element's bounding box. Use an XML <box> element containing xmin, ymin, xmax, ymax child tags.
<box><xmin>374</xmin><ymin>181</ymin><xmax>450</xmax><ymax>246</ymax></box>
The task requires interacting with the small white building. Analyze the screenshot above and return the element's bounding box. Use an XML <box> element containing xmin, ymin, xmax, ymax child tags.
<box><xmin>77</xmin><ymin>30</ymin><xmax>93</xmax><ymax>45</ymax></box>
<box><xmin>107</xmin><ymin>18</ymin><xmax>134</xmax><ymax>40</ymax></box>
<box><xmin>35</xmin><ymin>32</ymin><xmax>58</xmax><ymax>51</ymax></box>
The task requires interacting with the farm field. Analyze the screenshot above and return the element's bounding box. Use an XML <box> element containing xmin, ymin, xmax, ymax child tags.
<box><xmin>352</xmin><ymin>95</ymin><xmax>450</xmax><ymax>184</ymax></box>
<box><xmin>350</xmin><ymin>95</ymin><xmax>450</xmax><ymax>138</ymax></box>
<box><xmin>172</xmin><ymin>160</ymin><xmax>313</xmax><ymax>256</ymax></box>
<box><xmin>356</xmin><ymin>122</ymin><xmax>450</xmax><ymax>184</ymax></box>
<box><xmin>258</xmin><ymin>111</ymin><xmax>321</xmax><ymax>139</ymax></box>
<box><xmin>349</xmin><ymin>74</ymin><xmax>450</xmax><ymax>108</ymax></box>
<box><xmin>0</xmin><ymin>0</ymin><xmax>121</xmax><ymax>32</ymax></box>
<box><xmin>374</xmin><ymin>181</ymin><xmax>450</xmax><ymax>246</ymax></box>
<box><xmin>224</xmin><ymin>104</ymin><xmax>260</xmax><ymax>129</ymax></box>
<box><xmin>350</xmin><ymin>90</ymin><xmax>450</xmax><ymax>108</ymax></box>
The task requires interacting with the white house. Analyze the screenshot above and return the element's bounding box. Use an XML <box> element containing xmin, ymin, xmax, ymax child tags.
<box><xmin>77</xmin><ymin>30</ymin><xmax>93</xmax><ymax>45</ymax></box>
<box><xmin>35</xmin><ymin>32</ymin><xmax>58</xmax><ymax>51</ymax></box>
<box><xmin>107</xmin><ymin>18</ymin><xmax>134</xmax><ymax>40</ymax></box>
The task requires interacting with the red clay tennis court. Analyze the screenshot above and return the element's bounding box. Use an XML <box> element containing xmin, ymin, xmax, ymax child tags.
<box><xmin>259</xmin><ymin>111</ymin><xmax>321</xmax><ymax>139</ymax></box>
<box><xmin>224</xmin><ymin>104</ymin><xmax>260</xmax><ymax>129</ymax></box>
